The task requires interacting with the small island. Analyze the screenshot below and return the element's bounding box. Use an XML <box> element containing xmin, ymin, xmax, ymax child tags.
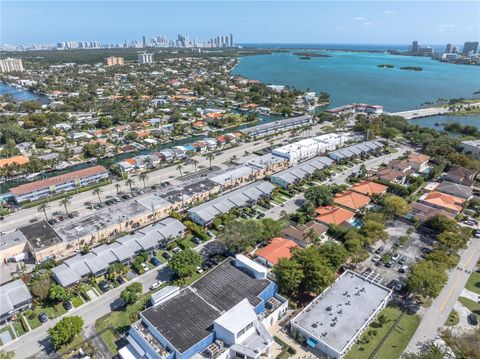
<box><xmin>299</xmin><ymin>56</ymin><xmax>311</xmax><ymax>60</ymax></box>
<box><xmin>400</xmin><ymin>66</ymin><xmax>423</xmax><ymax>71</ymax></box>
<box><xmin>377</xmin><ymin>64</ymin><xmax>394</xmax><ymax>68</ymax></box>
<box><xmin>293</xmin><ymin>52</ymin><xmax>331</xmax><ymax>58</ymax></box>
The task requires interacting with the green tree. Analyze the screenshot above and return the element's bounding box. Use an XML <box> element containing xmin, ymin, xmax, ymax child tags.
<box><xmin>205</xmin><ymin>153</ymin><xmax>215</xmax><ymax>169</ymax></box>
<box><xmin>383</xmin><ymin>194</ymin><xmax>410</xmax><ymax>218</ymax></box>
<box><xmin>272</xmin><ymin>258</ymin><xmax>304</xmax><ymax>296</ymax></box>
<box><xmin>115</xmin><ymin>183</ymin><xmax>121</xmax><ymax>195</ymax></box>
<box><xmin>292</xmin><ymin>247</ymin><xmax>334</xmax><ymax>295</ymax></box>
<box><xmin>304</xmin><ymin>185</ymin><xmax>332</xmax><ymax>207</ymax></box>
<box><xmin>0</xmin><ymin>351</ymin><xmax>14</xmax><ymax>359</ymax></box>
<box><xmin>406</xmin><ymin>261</ymin><xmax>448</xmax><ymax>299</ymax></box>
<box><xmin>30</xmin><ymin>278</ymin><xmax>52</xmax><ymax>300</ymax></box>
<box><xmin>48</xmin><ymin>316</ymin><xmax>84</xmax><ymax>349</ymax></box>
<box><xmin>93</xmin><ymin>187</ymin><xmax>103</xmax><ymax>203</ymax></box>
<box><xmin>139</xmin><ymin>172</ymin><xmax>149</xmax><ymax>189</ymax></box>
<box><xmin>218</xmin><ymin>220</ymin><xmax>263</xmax><ymax>253</ymax></box>
<box><xmin>48</xmin><ymin>284</ymin><xmax>70</xmax><ymax>302</ymax></box>
<box><xmin>59</xmin><ymin>196</ymin><xmax>72</xmax><ymax>216</ymax></box>
<box><xmin>318</xmin><ymin>242</ymin><xmax>348</xmax><ymax>271</ymax></box>
<box><xmin>437</xmin><ymin>230</ymin><xmax>469</xmax><ymax>251</ymax></box>
<box><xmin>360</xmin><ymin>220</ymin><xmax>388</xmax><ymax>244</ymax></box>
<box><xmin>176</xmin><ymin>164</ymin><xmax>183</xmax><ymax>177</ymax></box>
<box><xmin>260</xmin><ymin>218</ymin><xmax>285</xmax><ymax>241</ymax></box>
<box><xmin>424</xmin><ymin>215</ymin><xmax>458</xmax><ymax>233</ymax></box>
<box><xmin>169</xmin><ymin>249</ymin><xmax>203</xmax><ymax>279</ymax></box>
<box><xmin>38</xmin><ymin>203</ymin><xmax>50</xmax><ymax>221</ymax></box>
<box><xmin>120</xmin><ymin>282</ymin><xmax>143</xmax><ymax>305</ymax></box>
<box><xmin>125</xmin><ymin>178</ymin><xmax>135</xmax><ymax>192</ymax></box>
<box><xmin>191</xmin><ymin>158</ymin><xmax>199</xmax><ymax>172</ymax></box>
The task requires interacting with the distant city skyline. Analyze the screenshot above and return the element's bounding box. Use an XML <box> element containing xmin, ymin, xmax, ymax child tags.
<box><xmin>1</xmin><ymin>1</ymin><xmax>479</xmax><ymax>46</ymax></box>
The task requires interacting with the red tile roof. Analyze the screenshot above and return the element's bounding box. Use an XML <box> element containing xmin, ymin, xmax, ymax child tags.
<box><xmin>315</xmin><ymin>205</ymin><xmax>355</xmax><ymax>225</ymax></box>
<box><xmin>350</xmin><ymin>181</ymin><xmax>388</xmax><ymax>196</ymax></box>
<box><xmin>333</xmin><ymin>191</ymin><xmax>370</xmax><ymax>210</ymax></box>
<box><xmin>0</xmin><ymin>155</ymin><xmax>29</xmax><ymax>168</ymax></box>
<box><xmin>421</xmin><ymin>191</ymin><xmax>465</xmax><ymax>213</ymax></box>
<box><xmin>255</xmin><ymin>237</ymin><xmax>299</xmax><ymax>265</ymax></box>
<box><xmin>10</xmin><ymin>165</ymin><xmax>108</xmax><ymax>196</ymax></box>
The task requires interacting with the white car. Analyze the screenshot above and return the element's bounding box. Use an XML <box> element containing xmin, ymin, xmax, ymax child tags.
<box><xmin>196</xmin><ymin>266</ymin><xmax>204</xmax><ymax>274</ymax></box>
<box><xmin>141</xmin><ymin>263</ymin><xmax>150</xmax><ymax>272</ymax></box>
<box><xmin>372</xmin><ymin>255</ymin><xmax>381</xmax><ymax>263</ymax></box>
<box><xmin>149</xmin><ymin>280</ymin><xmax>163</xmax><ymax>290</ymax></box>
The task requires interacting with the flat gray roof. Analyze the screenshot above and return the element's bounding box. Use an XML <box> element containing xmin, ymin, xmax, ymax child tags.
<box><xmin>18</xmin><ymin>221</ymin><xmax>63</xmax><ymax>251</ymax></box>
<box><xmin>292</xmin><ymin>270</ymin><xmax>391</xmax><ymax>354</ymax></box>
<box><xmin>271</xmin><ymin>156</ymin><xmax>333</xmax><ymax>185</ymax></box>
<box><xmin>241</xmin><ymin>115</ymin><xmax>312</xmax><ymax>135</ymax></box>
<box><xmin>0</xmin><ymin>230</ymin><xmax>26</xmax><ymax>252</ymax></box>
<box><xmin>188</xmin><ymin>181</ymin><xmax>275</xmax><ymax>223</ymax></box>
<box><xmin>328</xmin><ymin>140</ymin><xmax>384</xmax><ymax>161</ymax></box>
<box><xmin>0</xmin><ymin>279</ymin><xmax>32</xmax><ymax>317</ymax></box>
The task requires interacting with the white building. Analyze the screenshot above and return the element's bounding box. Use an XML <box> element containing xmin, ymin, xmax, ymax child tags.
<box><xmin>460</xmin><ymin>140</ymin><xmax>480</xmax><ymax>158</ymax></box>
<box><xmin>0</xmin><ymin>58</ymin><xmax>24</xmax><ymax>73</ymax></box>
<box><xmin>138</xmin><ymin>52</ymin><xmax>154</xmax><ymax>64</ymax></box>
<box><xmin>290</xmin><ymin>270</ymin><xmax>392</xmax><ymax>359</ymax></box>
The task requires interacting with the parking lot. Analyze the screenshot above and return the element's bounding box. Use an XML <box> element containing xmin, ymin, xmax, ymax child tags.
<box><xmin>357</xmin><ymin>219</ymin><xmax>434</xmax><ymax>291</ymax></box>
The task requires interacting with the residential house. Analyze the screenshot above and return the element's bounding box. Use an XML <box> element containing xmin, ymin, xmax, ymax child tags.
<box><xmin>333</xmin><ymin>191</ymin><xmax>370</xmax><ymax>211</ymax></box>
<box><xmin>435</xmin><ymin>181</ymin><xmax>473</xmax><ymax>200</ymax></box>
<box><xmin>255</xmin><ymin>237</ymin><xmax>299</xmax><ymax>267</ymax></box>
<box><xmin>281</xmin><ymin>221</ymin><xmax>329</xmax><ymax>247</ymax></box>
<box><xmin>350</xmin><ymin>181</ymin><xmax>388</xmax><ymax>197</ymax></box>
<box><xmin>0</xmin><ymin>280</ymin><xmax>32</xmax><ymax>323</ymax></box>
<box><xmin>315</xmin><ymin>205</ymin><xmax>355</xmax><ymax>226</ymax></box>
<box><xmin>419</xmin><ymin>191</ymin><xmax>465</xmax><ymax>214</ymax></box>
<box><xmin>407</xmin><ymin>153</ymin><xmax>430</xmax><ymax>173</ymax></box>
<box><xmin>443</xmin><ymin>166</ymin><xmax>477</xmax><ymax>187</ymax></box>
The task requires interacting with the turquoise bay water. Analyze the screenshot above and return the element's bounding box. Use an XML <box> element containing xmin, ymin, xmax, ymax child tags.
<box><xmin>232</xmin><ymin>51</ymin><xmax>480</xmax><ymax>112</ymax></box>
<box><xmin>0</xmin><ymin>82</ymin><xmax>49</xmax><ymax>103</ymax></box>
<box><xmin>410</xmin><ymin>114</ymin><xmax>480</xmax><ymax>130</ymax></box>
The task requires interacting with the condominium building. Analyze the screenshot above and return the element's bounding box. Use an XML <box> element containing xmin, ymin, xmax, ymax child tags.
<box><xmin>9</xmin><ymin>165</ymin><xmax>109</xmax><ymax>203</ymax></box>
<box><xmin>138</xmin><ymin>52</ymin><xmax>154</xmax><ymax>64</ymax></box>
<box><xmin>104</xmin><ymin>56</ymin><xmax>125</xmax><ymax>66</ymax></box>
<box><xmin>0</xmin><ymin>58</ymin><xmax>24</xmax><ymax>73</ymax></box>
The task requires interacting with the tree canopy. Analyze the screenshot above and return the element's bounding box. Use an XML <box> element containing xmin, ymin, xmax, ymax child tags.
<box><xmin>48</xmin><ymin>316</ymin><xmax>84</xmax><ymax>349</ymax></box>
<box><xmin>120</xmin><ymin>282</ymin><xmax>143</xmax><ymax>305</ymax></box>
<box><xmin>406</xmin><ymin>260</ymin><xmax>448</xmax><ymax>298</ymax></box>
<box><xmin>169</xmin><ymin>249</ymin><xmax>203</xmax><ymax>279</ymax></box>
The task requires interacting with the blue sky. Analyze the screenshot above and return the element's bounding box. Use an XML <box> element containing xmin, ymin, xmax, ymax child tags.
<box><xmin>1</xmin><ymin>1</ymin><xmax>479</xmax><ymax>45</ymax></box>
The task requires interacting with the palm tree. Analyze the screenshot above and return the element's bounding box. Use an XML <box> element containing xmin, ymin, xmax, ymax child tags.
<box><xmin>176</xmin><ymin>164</ymin><xmax>183</xmax><ymax>177</ymax></box>
<box><xmin>114</xmin><ymin>183</ymin><xmax>121</xmax><ymax>195</ymax></box>
<box><xmin>93</xmin><ymin>188</ymin><xmax>103</xmax><ymax>203</ymax></box>
<box><xmin>59</xmin><ymin>196</ymin><xmax>72</xmax><ymax>216</ymax></box>
<box><xmin>139</xmin><ymin>172</ymin><xmax>149</xmax><ymax>189</ymax></box>
<box><xmin>205</xmin><ymin>153</ymin><xmax>215</xmax><ymax>169</ymax></box>
<box><xmin>125</xmin><ymin>178</ymin><xmax>134</xmax><ymax>192</ymax></box>
<box><xmin>38</xmin><ymin>203</ymin><xmax>50</xmax><ymax>221</ymax></box>
<box><xmin>191</xmin><ymin>159</ymin><xmax>199</xmax><ymax>173</ymax></box>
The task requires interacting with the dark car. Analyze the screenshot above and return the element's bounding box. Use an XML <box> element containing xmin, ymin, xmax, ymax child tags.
<box><xmin>385</xmin><ymin>260</ymin><xmax>394</xmax><ymax>268</ymax></box>
<box><xmin>192</xmin><ymin>237</ymin><xmax>203</xmax><ymax>245</ymax></box>
<box><xmin>99</xmin><ymin>281</ymin><xmax>110</xmax><ymax>292</ymax></box>
<box><xmin>387</xmin><ymin>279</ymin><xmax>398</xmax><ymax>289</ymax></box>
<box><xmin>48</xmin><ymin>219</ymin><xmax>56</xmax><ymax>225</ymax></box>
<box><xmin>39</xmin><ymin>312</ymin><xmax>49</xmax><ymax>323</ymax></box>
<box><xmin>468</xmin><ymin>313</ymin><xmax>478</xmax><ymax>325</ymax></box>
<box><xmin>63</xmin><ymin>301</ymin><xmax>73</xmax><ymax>310</ymax></box>
<box><xmin>162</xmin><ymin>252</ymin><xmax>172</xmax><ymax>260</ymax></box>
<box><xmin>398</xmin><ymin>256</ymin><xmax>407</xmax><ymax>265</ymax></box>
<box><xmin>150</xmin><ymin>256</ymin><xmax>161</xmax><ymax>266</ymax></box>
<box><xmin>375</xmin><ymin>246</ymin><xmax>384</xmax><ymax>254</ymax></box>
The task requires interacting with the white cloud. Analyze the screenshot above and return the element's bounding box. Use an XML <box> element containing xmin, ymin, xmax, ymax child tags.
<box><xmin>383</xmin><ymin>10</ymin><xmax>396</xmax><ymax>15</ymax></box>
<box><xmin>436</xmin><ymin>24</ymin><xmax>455</xmax><ymax>32</ymax></box>
<box><xmin>354</xmin><ymin>16</ymin><xmax>365</xmax><ymax>21</ymax></box>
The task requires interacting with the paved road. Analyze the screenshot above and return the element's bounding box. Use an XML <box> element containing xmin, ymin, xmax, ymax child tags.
<box><xmin>265</xmin><ymin>145</ymin><xmax>410</xmax><ymax>220</ymax></box>
<box><xmin>2</xmin><ymin>240</ymin><xmax>213</xmax><ymax>359</ymax></box>
<box><xmin>2</xmin><ymin>124</ymin><xmax>327</xmax><ymax>234</ymax></box>
<box><xmin>405</xmin><ymin>236</ymin><xmax>480</xmax><ymax>354</ymax></box>
<box><xmin>391</xmin><ymin>101</ymin><xmax>480</xmax><ymax>120</ymax></box>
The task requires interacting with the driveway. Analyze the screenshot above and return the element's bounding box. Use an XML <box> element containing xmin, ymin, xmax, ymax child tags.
<box><xmin>1</xmin><ymin>239</ymin><xmax>214</xmax><ymax>358</ymax></box>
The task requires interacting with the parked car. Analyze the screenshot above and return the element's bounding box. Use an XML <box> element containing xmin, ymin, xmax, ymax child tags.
<box><xmin>372</xmin><ymin>255</ymin><xmax>381</xmax><ymax>263</ymax></box>
<box><xmin>399</xmin><ymin>265</ymin><xmax>409</xmax><ymax>273</ymax></box>
<box><xmin>141</xmin><ymin>263</ymin><xmax>150</xmax><ymax>272</ymax></box>
<box><xmin>39</xmin><ymin>312</ymin><xmax>49</xmax><ymax>323</ymax></box>
<box><xmin>196</xmin><ymin>266</ymin><xmax>204</xmax><ymax>274</ymax></box>
<box><xmin>387</xmin><ymin>279</ymin><xmax>398</xmax><ymax>289</ymax></box>
<box><xmin>99</xmin><ymin>281</ymin><xmax>111</xmax><ymax>292</ymax></box>
<box><xmin>63</xmin><ymin>301</ymin><xmax>73</xmax><ymax>311</ymax></box>
<box><xmin>149</xmin><ymin>280</ymin><xmax>163</xmax><ymax>290</ymax></box>
<box><xmin>385</xmin><ymin>260</ymin><xmax>394</xmax><ymax>268</ymax></box>
<box><xmin>150</xmin><ymin>256</ymin><xmax>161</xmax><ymax>266</ymax></box>
<box><xmin>394</xmin><ymin>281</ymin><xmax>405</xmax><ymax>292</ymax></box>
<box><xmin>468</xmin><ymin>313</ymin><xmax>478</xmax><ymax>325</ymax></box>
<box><xmin>398</xmin><ymin>256</ymin><xmax>407</xmax><ymax>265</ymax></box>
<box><xmin>391</xmin><ymin>253</ymin><xmax>400</xmax><ymax>262</ymax></box>
<box><xmin>172</xmin><ymin>247</ymin><xmax>182</xmax><ymax>254</ymax></box>
<box><xmin>206</xmin><ymin>230</ymin><xmax>216</xmax><ymax>238</ymax></box>
<box><xmin>162</xmin><ymin>252</ymin><xmax>172</xmax><ymax>260</ymax></box>
<box><xmin>375</xmin><ymin>246</ymin><xmax>384</xmax><ymax>254</ymax></box>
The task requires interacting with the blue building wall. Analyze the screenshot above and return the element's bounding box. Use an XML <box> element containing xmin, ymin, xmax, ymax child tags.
<box><xmin>128</xmin><ymin>326</ymin><xmax>167</xmax><ymax>359</ymax></box>
<box><xmin>179</xmin><ymin>332</ymin><xmax>215</xmax><ymax>359</ymax></box>
<box><xmin>255</xmin><ymin>281</ymin><xmax>277</xmax><ymax>314</ymax></box>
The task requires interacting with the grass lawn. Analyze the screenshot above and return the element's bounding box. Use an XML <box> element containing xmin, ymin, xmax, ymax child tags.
<box><xmin>13</xmin><ymin>319</ymin><xmax>27</xmax><ymax>336</ymax></box>
<box><xmin>445</xmin><ymin>310</ymin><xmax>460</xmax><ymax>326</ymax></box>
<box><xmin>373</xmin><ymin>311</ymin><xmax>420</xmax><ymax>359</ymax></box>
<box><xmin>26</xmin><ymin>315</ymin><xmax>41</xmax><ymax>330</ymax></box>
<box><xmin>465</xmin><ymin>271</ymin><xmax>480</xmax><ymax>295</ymax></box>
<box><xmin>71</xmin><ymin>296</ymin><xmax>84</xmax><ymax>308</ymax></box>
<box><xmin>345</xmin><ymin>306</ymin><xmax>406</xmax><ymax>359</ymax></box>
<box><xmin>458</xmin><ymin>296</ymin><xmax>480</xmax><ymax>316</ymax></box>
